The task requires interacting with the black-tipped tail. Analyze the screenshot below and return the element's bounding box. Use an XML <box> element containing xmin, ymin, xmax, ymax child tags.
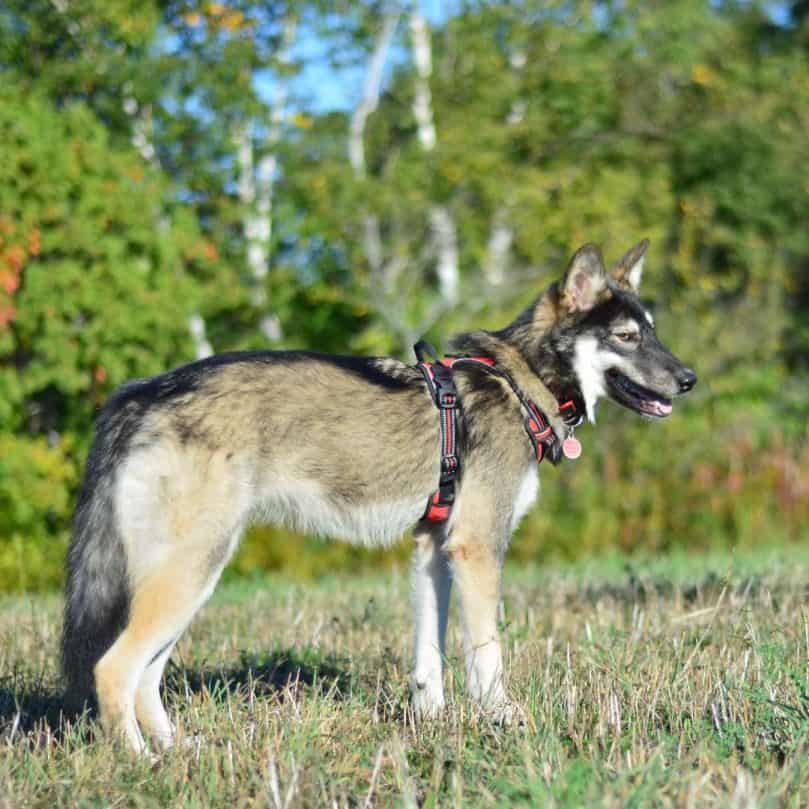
<box><xmin>61</xmin><ymin>411</ymin><xmax>132</xmax><ymax>713</ymax></box>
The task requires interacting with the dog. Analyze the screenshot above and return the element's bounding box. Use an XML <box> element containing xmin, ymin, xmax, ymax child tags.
<box><xmin>61</xmin><ymin>239</ymin><xmax>696</xmax><ymax>752</ymax></box>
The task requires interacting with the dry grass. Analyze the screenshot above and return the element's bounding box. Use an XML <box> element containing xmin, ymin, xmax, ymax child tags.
<box><xmin>1</xmin><ymin>547</ymin><xmax>807</xmax><ymax>808</ymax></box>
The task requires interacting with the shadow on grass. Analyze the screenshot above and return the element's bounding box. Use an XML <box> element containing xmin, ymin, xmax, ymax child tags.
<box><xmin>165</xmin><ymin>648</ymin><xmax>353</xmax><ymax>703</ymax></box>
<box><xmin>573</xmin><ymin>568</ymin><xmax>770</xmax><ymax>607</ymax></box>
<box><xmin>0</xmin><ymin>648</ymin><xmax>353</xmax><ymax>742</ymax></box>
<box><xmin>0</xmin><ymin>671</ymin><xmax>75</xmax><ymax>739</ymax></box>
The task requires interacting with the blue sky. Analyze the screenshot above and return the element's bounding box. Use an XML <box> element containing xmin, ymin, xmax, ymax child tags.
<box><xmin>256</xmin><ymin>0</ymin><xmax>455</xmax><ymax>113</ymax></box>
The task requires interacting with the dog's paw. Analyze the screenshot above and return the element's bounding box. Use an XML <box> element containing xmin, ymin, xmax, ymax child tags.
<box><xmin>475</xmin><ymin>698</ymin><xmax>527</xmax><ymax>730</ymax></box>
<box><xmin>492</xmin><ymin>700</ymin><xmax>527</xmax><ymax>728</ymax></box>
<box><xmin>147</xmin><ymin>728</ymin><xmax>177</xmax><ymax>753</ymax></box>
<box><xmin>180</xmin><ymin>732</ymin><xmax>207</xmax><ymax>752</ymax></box>
<box><xmin>412</xmin><ymin>679</ymin><xmax>445</xmax><ymax>721</ymax></box>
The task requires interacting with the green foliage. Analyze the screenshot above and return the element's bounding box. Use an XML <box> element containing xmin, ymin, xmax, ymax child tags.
<box><xmin>0</xmin><ymin>1</ymin><xmax>807</xmax><ymax>590</ymax></box>
<box><xmin>0</xmin><ymin>87</ymin><xmax>222</xmax><ymax>589</ymax></box>
<box><xmin>229</xmin><ymin>525</ymin><xmax>408</xmax><ymax>583</ymax></box>
<box><xmin>0</xmin><ymin>434</ymin><xmax>75</xmax><ymax>591</ymax></box>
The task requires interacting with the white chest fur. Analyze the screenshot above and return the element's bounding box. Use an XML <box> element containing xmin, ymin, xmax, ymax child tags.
<box><xmin>511</xmin><ymin>466</ymin><xmax>540</xmax><ymax>530</ymax></box>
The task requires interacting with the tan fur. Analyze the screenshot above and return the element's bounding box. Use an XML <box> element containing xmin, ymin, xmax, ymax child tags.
<box><xmin>612</xmin><ymin>239</ymin><xmax>649</xmax><ymax>290</ymax></box>
<box><xmin>157</xmin><ymin>360</ymin><xmax>440</xmax><ymax>510</ymax></box>
<box><xmin>96</xmin><ymin>549</ymin><xmax>221</xmax><ymax>752</ymax></box>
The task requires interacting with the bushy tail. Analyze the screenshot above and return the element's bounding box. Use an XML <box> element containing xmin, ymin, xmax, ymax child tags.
<box><xmin>61</xmin><ymin>406</ymin><xmax>133</xmax><ymax>714</ymax></box>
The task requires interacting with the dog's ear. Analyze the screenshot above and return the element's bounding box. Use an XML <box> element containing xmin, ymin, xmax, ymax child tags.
<box><xmin>561</xmin><ymin>244</ymin><xmax>607</xmax><ymax>314</ymax></box>
<box><xmin>612</xmin><ymin>238</ymin><xmax>649</xmax><ymax>293</ymax></box>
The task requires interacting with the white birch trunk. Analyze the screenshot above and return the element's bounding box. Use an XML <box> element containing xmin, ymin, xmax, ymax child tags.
<box><xmin>429</xmin><ymin>206</ymin><xmax>459</xmax><ymax>304</ymax></box>
<box><xmin>483</xmin><ymin>48</ymin><xmax>527</xmax><ymax>287</ymax></box>
<box><xmin>236</xmin><ymin>121</ymin><xmax>270</xmax><ymax>300</ymax></box>
<box><xmin>236</xmin><ymin>15</ymin><xmax>297</xmax><ymax>343</ymax></box>
<box><xmin>235</xmin><ymin>120</ymin><xmax>262</xmax><ymax>299</ymax></box>
<box><xmin>507</xmin><ymin>50</ymin><xmax>527</xmax><ymax>125</ymax></box>
<box><xmin>123</xmin><ymin>81</ymin><xmax>212</xmax><ymax>358</ymax></box>
<box><xmin>188</xmin><ymin>314</ymin><xmax>213</xmax><ymax>360</ymax></box>
<box><xmin>349</xmin><ymin>14</ymin><xmax>399</xmax><ymax>178</ymax></box>
<box><xmin>484</xmin><ymin>218</ymin><xmax>513</xmax><ymax>287</ymax></box>
<box><xmin>410</xmin><ymin>9</ymin><xmax>459</xmax><ymax>305</ymax></box>
<box><xmin>349</xmin><ymin>11</ymin><xmax>399</xmax><ymax>304</ymax></box>
<box><xmin>409</xmin><ymin>11</ymin><xmax>436</xmax><ymax>152</ymax></box>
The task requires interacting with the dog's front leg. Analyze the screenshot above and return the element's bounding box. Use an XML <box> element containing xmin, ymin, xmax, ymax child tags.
<box><xmin>445</xmin><ymin>526</ymin><xmax>520</xmax><ymax>725</ymax></box>
<box><xmin>411</xmin><ymin>526</ymin><xmax>451</xmax><ymax>720</ymax></box>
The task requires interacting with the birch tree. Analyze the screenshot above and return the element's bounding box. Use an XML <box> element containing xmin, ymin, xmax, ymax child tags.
<box><xmin>482</xmin><ymin>47</ymin><xmax>525</xmax><ymax>288</ymax></box>
<box><xmin>348</xmin><ymin>12</ymin><xmax>413</xmax><ymax>344</ymax></box>
<box><xmin>238</xmin><ymin>13</ymin><xmax>298</xmax><ymax>344</ymax></box>
<box><xmin>345</xmin><ymin>7</ymin><xmax>461</xmax><ymax>350</ymax></box>
<box><xmin>410</xmin><ymin>9</ymin><xmax>459</xmax><ymax>307</ymax></box>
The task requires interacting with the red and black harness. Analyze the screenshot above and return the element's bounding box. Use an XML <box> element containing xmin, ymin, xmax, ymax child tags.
<box><xmin>414</xmin><ymin>341</ymin><xmax>583</xmax><ymax>523</ymax></box>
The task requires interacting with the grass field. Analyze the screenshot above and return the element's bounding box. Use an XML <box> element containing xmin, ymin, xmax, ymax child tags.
<box><xmin>1</xmin><ymin>547</ymin><xmax>808</xmax><ymax>808</ymax></box>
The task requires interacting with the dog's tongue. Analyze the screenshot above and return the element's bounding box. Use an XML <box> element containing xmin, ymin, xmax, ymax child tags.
<box><xmin>641</xmin><ymin>399</ymin><xmax>673</xmax><ymax>417</ymax></box>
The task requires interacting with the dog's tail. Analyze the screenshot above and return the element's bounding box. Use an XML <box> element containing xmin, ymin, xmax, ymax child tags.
<box><xmin>61</xmin><ymin>395</ymin><xmax>136</xmax><ymax>713</ymax></box>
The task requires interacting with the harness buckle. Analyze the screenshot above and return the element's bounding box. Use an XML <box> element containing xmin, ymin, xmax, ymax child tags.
<box><xmin>559</xmin><ymin>399</ymin><xmax>584</xmax><ymax>428</ymax></box>
<box><xmin>438</xmin><ymin>391</ymin><xmax>456</xmax><ymax>408</ymax></box>
<box><xmin>425</xmin><ymin>484</ymin><xmax>455</xmax><ymax>522</ymax></box>
<box><xmin>441</xmin><ymin>455</ymin><xmax>458</xmax><ymax>480</ymax></box>
<box><xmin>526</xmin><ymin>418</ymin><xmax>552</xmax><ymax>441</ymax></box>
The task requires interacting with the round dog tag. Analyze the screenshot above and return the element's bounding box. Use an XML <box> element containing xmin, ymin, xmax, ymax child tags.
<box><xmin>562</xmin><ymin>436</ymin><xmax>582</xmax><ymax>459</ymax></box>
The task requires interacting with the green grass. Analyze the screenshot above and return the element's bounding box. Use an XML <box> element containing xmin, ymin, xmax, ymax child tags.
<box><xmin>1</xmin><ymin>546</ymin><xmax>808</xmax><ymax>808</ymax></box>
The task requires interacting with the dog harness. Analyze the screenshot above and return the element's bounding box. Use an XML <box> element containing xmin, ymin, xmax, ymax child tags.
<box><xmin>414</xmin><ymin>341</ymin><xmax>583</xmax><ymax>523</ymax></box>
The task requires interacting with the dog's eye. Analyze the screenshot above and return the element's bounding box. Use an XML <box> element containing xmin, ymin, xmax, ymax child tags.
<box><xmin>614</xmin><ymin>331</ymin><xmax>638</xmax><ymax>343</ymax></box>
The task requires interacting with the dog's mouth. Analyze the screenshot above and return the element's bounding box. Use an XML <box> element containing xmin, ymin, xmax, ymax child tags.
<box><xmin>606</xmin><ymin>370</ymin><xmax>673</xmax><ymax>419</ymax></box>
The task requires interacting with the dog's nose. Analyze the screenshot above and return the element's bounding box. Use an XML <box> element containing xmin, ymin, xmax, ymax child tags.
<box><xmin>677</xmin><ymin>368</ymin><xmax>697</xmax><ymax>393</ymax></box>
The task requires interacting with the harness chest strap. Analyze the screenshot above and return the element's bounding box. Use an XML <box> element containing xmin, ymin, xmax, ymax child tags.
<box><xmin>416</xmin><ymin>357</ymin><xmax>464</xmax><ymax>522</ymax></box>
<box><xmin>415</xmin><ymin>342</ymin><xmax>581</xmax><ymax>523</ymax></box>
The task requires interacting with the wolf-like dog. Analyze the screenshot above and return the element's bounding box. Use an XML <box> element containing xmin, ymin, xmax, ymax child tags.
<box><xmin>61</xmin><ymin>240</ymin><xmax>695</xmax><ymax>753</ymax></box>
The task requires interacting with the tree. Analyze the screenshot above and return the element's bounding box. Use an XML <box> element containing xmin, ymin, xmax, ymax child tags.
<box><xmin>0</xmin><ymin>87</ymin><xmax>220</xmax><ymax>588</ymax></box>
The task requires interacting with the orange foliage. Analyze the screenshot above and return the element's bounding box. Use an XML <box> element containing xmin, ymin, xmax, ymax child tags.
<box><xmin>4</xmin><ymin>244</ymin><xmax>26</xmax><ymax>273</ymax></box>
<box><xmin>0</xmin><ymin>222</ymin><xmax>40</xmax><ymax>329</ymax></box>
<box><xmin>28</xmin><ymin>229</ymin><xmax>40</xmax><ymax>256</ymax></box>
<box><xmin>0</xmin><ymin>271</ymin><xmax>19</xmax><ymax>295</ymax></box>
<box><xmin>0</xmin><ymin>304</ymin><xmax>17</xmax><ymax>327</ymax></box>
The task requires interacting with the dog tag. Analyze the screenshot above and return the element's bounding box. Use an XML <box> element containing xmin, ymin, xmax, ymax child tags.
<box><xmin>562</xmin><ymin>436</ymin><xmax>582</xmax><ymax>460</ymax></box>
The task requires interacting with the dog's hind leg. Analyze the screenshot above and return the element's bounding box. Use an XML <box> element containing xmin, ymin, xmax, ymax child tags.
<box><xmin>411</xmin><ymin>525</ymin><xmax>451</xmax><ymax>720</ymax></box>
<box><xmin>95</xmin><ymin>444</ymin><xmax>249</xmax><ymax>753</ymax></box>
<box><xmin>94</xmin><ymin>548</ymin><xmax>227</xmax><ymax>754</ymax></box>
<box><xmin>134</xmin><ymin>641</ymin><xmax>177</xmax><ymax>750</ymax></box>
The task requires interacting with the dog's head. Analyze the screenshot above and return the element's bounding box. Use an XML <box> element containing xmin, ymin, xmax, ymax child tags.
<box><xmin>553</xmin><ymin>241</ymin><xmax>696</xmax><ymax>422</ymax></box>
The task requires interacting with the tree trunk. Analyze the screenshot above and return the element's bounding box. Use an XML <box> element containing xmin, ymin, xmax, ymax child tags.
<box><xmin>410</xmin><ymin>10</ymin><xmax>459</xmax><ymax>306</ymax></box>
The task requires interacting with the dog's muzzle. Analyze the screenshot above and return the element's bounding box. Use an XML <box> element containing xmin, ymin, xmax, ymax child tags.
<box><xmin>606</xmin><ymin>369</ymin><xmax>675</xmax><ymax>419</ymax></box>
